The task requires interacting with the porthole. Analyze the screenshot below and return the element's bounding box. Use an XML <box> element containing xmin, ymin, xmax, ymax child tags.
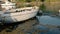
<box><xmin>16</xmin><ymin>10</ymin><xmax>18</xmax><ymax>12</ymax></box>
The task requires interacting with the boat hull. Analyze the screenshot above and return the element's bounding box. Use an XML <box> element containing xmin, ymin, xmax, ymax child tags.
<box><xmin>0</xmin><ymin>10</ymin><xmax>38</xmax><ymax>23</ymax></box>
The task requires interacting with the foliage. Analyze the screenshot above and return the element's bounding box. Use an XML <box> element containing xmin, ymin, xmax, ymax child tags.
<box><xmin>40</xmin><ymin>0</ymin><xmax>45</xmax><ymax>2</ymax></box>
<box><xmin>40</xmin><ymin>4</ymin><xmax>46</xmax><ymax>12</ymax></box>
<box><xmin>16</xmin><ymin>0</ymin><xmax>25</xmax><ymax>2</ymax></box>
<box><xmin>25</xmin><ymin>0</ymin><xmax>32</xmax><ymax>2</ymax></box>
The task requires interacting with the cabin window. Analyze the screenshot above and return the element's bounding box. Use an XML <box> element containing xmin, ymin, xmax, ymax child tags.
<box><xmin>15</xmin><ymin>9</ymin><xmax>25</xmax><ymax>12</ymax></box>
<box><xmin>16</xmin><ymin>10</ymin><xmax>22</xmax><ymax>12</ymax></box>
<box><xmin>16</xmin><ymin>10</ymin><xmax>21</xmax><ymax>12</ymax></box>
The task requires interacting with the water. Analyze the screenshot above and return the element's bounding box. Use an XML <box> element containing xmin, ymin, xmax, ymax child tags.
<box><xmin>37</xmin><ymin>15</ymin><xmax>60</xmax><ymax>26</ymax></box>
<box><xmin>36</xmin><ymin>15</ymin><xmax>60</xmax><ymax>34</ymax></box>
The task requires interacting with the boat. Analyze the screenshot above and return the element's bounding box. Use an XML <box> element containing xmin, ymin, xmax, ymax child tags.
<box><xmin>59</xmin><ymin>10</ymin><xmax>60</xmax><ymax>16</ymax></box>
<box><xmin>0</xmin><ymin>0</ymin><xmax>39</xmax><ymax>23</ymax></box>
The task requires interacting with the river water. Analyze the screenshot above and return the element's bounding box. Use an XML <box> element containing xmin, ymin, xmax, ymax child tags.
<box><xmin>36</xmin><ymin>15</ymin><xmax>60</xmax><ymax>34</ymax></box>
<box><xmin>37</xmin><ymin>15</ymin><xmax>60</xmax><ymax>26</ymax></box>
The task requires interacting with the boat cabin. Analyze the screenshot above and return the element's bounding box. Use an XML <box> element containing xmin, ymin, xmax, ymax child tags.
<box><xmin>0</xmin><ymin>0</ymin><xmax>16</xmax><ymax>10</ymax></box>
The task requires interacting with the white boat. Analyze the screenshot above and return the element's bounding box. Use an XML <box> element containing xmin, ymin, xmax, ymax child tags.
<box><xmin>0</xmin><ymin>0</ymin><xmax>39</xmax><ymax>23</ymax></box>
<box><xmin>59</xmin><ymin>10</ymin><xmax>60</xmax><ymax>16</ymax></box>
<box><xmin>1</xmin><ymin>0</ymin><xmax>16</xmax><ymax>10</ymax></box>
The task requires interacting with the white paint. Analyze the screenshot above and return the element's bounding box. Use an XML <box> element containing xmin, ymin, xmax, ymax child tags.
<box><xmin>1</xmin><ymin>0</ymin><xmax>15</xmax><ymax>10</ymax></box>
<box><xmin>0</xmin><ymin>7</ymin><xmax>39</xmax><ymax>23</ymax></box>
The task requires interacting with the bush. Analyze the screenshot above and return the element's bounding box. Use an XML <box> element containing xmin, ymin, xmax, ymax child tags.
<box><xmin>40</xmin><ymin>0</ymin><xmax>45</xmax><ymax>2</ymax></box>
